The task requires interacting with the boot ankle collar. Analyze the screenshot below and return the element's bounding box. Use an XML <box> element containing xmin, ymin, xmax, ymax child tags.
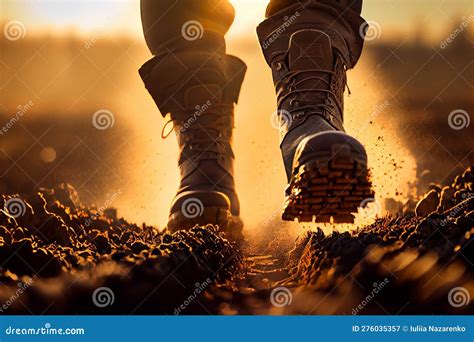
<box><xmin>140</xmin><ymin>54</ymin><xmax>246</xmax><ymax>118</ymax></box>
<box><xmin>257</xmin><ymin>0</ymin><xmax>367</xmax><ymax>69</ymax></box>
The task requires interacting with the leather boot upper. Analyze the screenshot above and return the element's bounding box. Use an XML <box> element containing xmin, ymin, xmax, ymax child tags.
<box><xmin>257</xmin><ymin>0</ymin><xmax>367</xmax><ymax>178</ymax></box>
<box><xmin>139</xmin><ymin>33</ymin><xmax>246</xmax><ymax>216</ymax></box>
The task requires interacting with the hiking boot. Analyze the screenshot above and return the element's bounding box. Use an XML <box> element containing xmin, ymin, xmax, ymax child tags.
<box><xmin>257</xmin><ymin>1</ymin><xmax>374</xmax><ymax>223</ymax></box>
<box><xmin>139</xmin><ymin>33</ymin><xmax>246</xmax><ymax>238</ymax></box>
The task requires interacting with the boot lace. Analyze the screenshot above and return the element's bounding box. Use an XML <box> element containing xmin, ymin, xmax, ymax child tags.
<box><xmin>161</xmin><ymin>104</ymin><xmax>234</xmax><ymax>159</ymax></box>
<box><xmin>275</xmin><ymin>60</ymin><xmax>349</xmax><ymax>123</ymax></box>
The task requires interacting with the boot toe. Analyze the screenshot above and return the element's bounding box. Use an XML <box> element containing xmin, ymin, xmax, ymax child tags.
<box><xmin>294</xmin><ymin>131</ymin><xmax>368</xmax><ymax>170</ymax></box>
<box><xmin>170</xmin><ymin>190</ymin><xmax>231</xmax><ymax>214</ymax></box>
<box><xmin>167</xmin><ymin>190</ymin><xmax>236</xmax><ymax>234</ymax></box>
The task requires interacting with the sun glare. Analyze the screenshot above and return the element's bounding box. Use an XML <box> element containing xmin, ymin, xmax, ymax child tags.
<box><xmin>228</xmin><ymin>0</ymin><xmax>268</xmax><ymax>36</ymax></box>
<box><xmin>3</xmin><ymin>0</ymin><xmax>471</xmax><ymax>39</ymax></box>
<box><xmin>4</xmin><ymin>0</ymin><xmax>140</xmax><ymax>36</ymax></box>
<box><xmin>3</xmin><ymin>0</ymin><xmax>267</xmax><ymax>37</ymax></box>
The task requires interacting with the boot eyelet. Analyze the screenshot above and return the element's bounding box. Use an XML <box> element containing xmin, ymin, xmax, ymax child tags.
<box><xmin>275</xmin><ymin>62</ymin><xmax>283</xmax><ymax>71</ymax></box>
<box><xmin>292</xmin><ymin>112</ymin><xmax>304</xmax><ymax>120</ymax></box>
<box><xmin>290</xmin><ymin>99</ymin><xmax>300</xmax><ymax>107</ymax></box>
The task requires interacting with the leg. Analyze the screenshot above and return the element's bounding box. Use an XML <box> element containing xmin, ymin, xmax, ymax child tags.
<box><xmin>257</xmin><ymin>0</ymin><xmax>374</xmax><ymax>223</ymax></box>
<box><xmin>265</xmin><ymin>0</ymin><xmax>363</xmax><ymax>18</ymax></box>
<box><xmin>139</xmin><ymin>0</ymin><xmax>247</xmax><ymax>238</ymax></box>
<box><xmin>140</xmin><ymin>0</ymin><xmax>235</xmax><ymax>54</ymax></box>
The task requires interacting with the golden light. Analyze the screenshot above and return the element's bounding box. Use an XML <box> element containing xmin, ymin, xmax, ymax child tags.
<box><xmin>3</xmin><ymin>0</ymin><xmax>140</xmax><ymax>36</ymax></box>
<box><xmin>3</xmin><ymin>0</ymin><xmax>469</xmax><ymax>39</ymax></box>
<box><xmin>2</xmin><ymin>0</ymin><xmax>267</xmax><ymax>37</ymax></box>
<box><xmin>228</xmin><ymin>0</ymin><xmax>268</xmax><ymax>36</ymax></box>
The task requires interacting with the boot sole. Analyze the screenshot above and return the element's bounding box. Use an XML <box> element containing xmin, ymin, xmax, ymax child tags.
<box><xmin>282</xmin><ymin>144</ymin><xmax>374</xmax><ymax>223</ymax></box>
<box><xmin>167</xmin><ymin>207</ymin><xmax>244</xmax><ymax>240</ymax></box>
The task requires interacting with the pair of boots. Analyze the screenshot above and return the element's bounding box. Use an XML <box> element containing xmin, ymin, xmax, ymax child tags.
<box><xmin>139</xmin><ymin>0</ymin><xmax>373</xmax><ymax>238</ymax></box>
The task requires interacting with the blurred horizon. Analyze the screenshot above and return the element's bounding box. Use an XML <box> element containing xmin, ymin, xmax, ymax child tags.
<box><xmin>1</xmin><ymin>0</ymin><xmax>473</xmax><ymax>41</ymax></box>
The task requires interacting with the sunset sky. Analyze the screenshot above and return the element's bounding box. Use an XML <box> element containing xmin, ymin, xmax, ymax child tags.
<box><xmin>2</xmin><ymin>0</ymin><xmax>472</xmax><ymax>39</ymax></box>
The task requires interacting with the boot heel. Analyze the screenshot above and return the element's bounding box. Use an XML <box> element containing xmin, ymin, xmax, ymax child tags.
<box><xmin>282</xmin><ymin>145</ymin><xmax>374</xmax><ymax>223</ymax></box>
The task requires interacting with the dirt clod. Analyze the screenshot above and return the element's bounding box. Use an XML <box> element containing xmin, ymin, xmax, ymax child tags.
<box><xmin>1</xmin><ymin>166</ymin><xmax>473</xmax><ymax>314</ymax></box>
